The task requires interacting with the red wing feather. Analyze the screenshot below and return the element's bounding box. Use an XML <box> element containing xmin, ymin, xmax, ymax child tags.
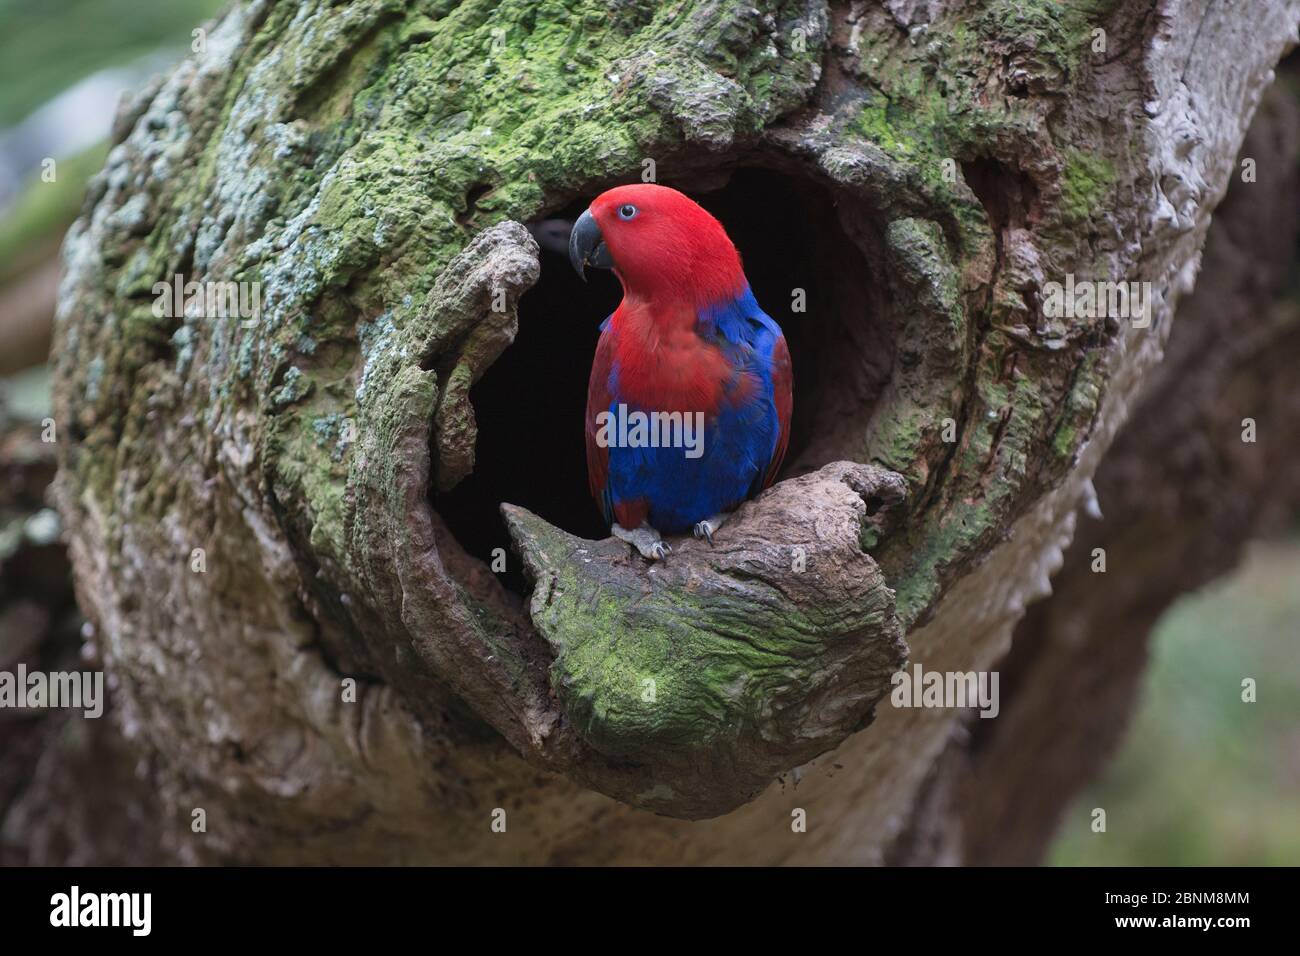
<box><xmin>761</xmin><ymin>334</ymin><xmax>793</xmax><ymax>490</ymax></box>
<box><xmin>585</xmin><ymin>325</ymin><xmax>615</xmax><ymax>520</ymax></box>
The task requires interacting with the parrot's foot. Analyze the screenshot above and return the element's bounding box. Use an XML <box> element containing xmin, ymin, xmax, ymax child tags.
<box><xmin>613</xmin><ymin>523</ymin><xmax>671</xmax><ymax>561</ymax></box>
<box><xmin>692</xmin><ymin>512</ymin><xmax>732</xmax><ymax>545</ymax></box>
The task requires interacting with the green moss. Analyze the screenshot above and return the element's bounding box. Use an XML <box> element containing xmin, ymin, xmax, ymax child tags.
<box><xmin>855</xmin><ymin>100</ymin><xmax>923</xmax><ymax>160</ymax></box>
<box><xmin>510</xmin><ymin>500</ymin><xmax>899</xmax><ymax>767</ymax></box>
<box><xmin>869</xmin><ymin>403</ymin><xmax>927</xmax><ymax>472</ymax></box>
<box><xmin>881</xmin><ymin>325</ymin><xmax>1089</xmax><ymax>626</ymax></box>
<box><xmin>845</xmin><ymin>22</ymin><xmax>1029</xmax><ymax>262</ymax></box>
<box><xmin>541</xmin><ymin>566</ymin><xmax>821</xmax><ymax>756</ymax></box>
<box><xmin>199</xmin><ymin>0</ymin><xmax>828</xmax><ymax>577</ymax></box>
<box><xmin>1059</xmin><ymin>149</ymin><xmax>1115</xmax><ymax>224</ymax></box>
<box><xmin>891</xmin><ymin>500</ymin><xmax>991</xmax><ymax>620</ymax></box>
<box><xmin>1050</xmin><ymin>349</ymin><xmax>1104</xmax><ymax>463</ymax></box>
<box><xmin>977</xmin><ymin>0</ymin><xmax>1117</xmax><ymax>80</ymax></box>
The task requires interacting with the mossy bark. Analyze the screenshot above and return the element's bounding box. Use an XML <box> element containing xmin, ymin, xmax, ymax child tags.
<box><xmin>951</xmin><ymin>70</ymin><xmax>1300</xmax><ymax>864</ymax></box>
<box><xmin>39</xmin><ymin>0</ymin><xmax>1300</xmax><ymax>861</ymax></box>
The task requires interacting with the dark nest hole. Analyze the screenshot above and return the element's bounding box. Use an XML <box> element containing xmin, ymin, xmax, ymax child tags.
<box><xmin>432</xmin><ymin>166</ymin><xmax>892</xmax><ymax>594</ymax></box>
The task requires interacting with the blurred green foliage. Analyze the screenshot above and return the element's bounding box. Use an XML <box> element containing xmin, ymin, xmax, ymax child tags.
<box><xmin>1051</xmin><ymin>539</ymin><xmax>1300</xmax><ymax>866</ymax></box>
<box><xmin>0</xmin><ymin>0</ymin><xmax>226</xmax><ymax>127</ymax></box>
<box><xmin>0</xmin><ymin>140</ymin><xmax>106</xmax><ymax>283</ymax></box>
<box><xmin>0</xmin><ymin>365</ymin><xmax>51</xmax><ymax>420</ymax></box>
<box><xmin>0</xmin><ymin>0</ymin><xmax>226</xmax><ymax>278</ymax></box>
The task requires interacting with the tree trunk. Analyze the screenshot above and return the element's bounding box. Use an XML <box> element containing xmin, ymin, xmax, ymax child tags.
<box><xmin>918</xmin><ymin>62</ymin><xmax>1300</xmax><ymax>864</ymax></box>
<box><xmin>22</xmin><ymin>0</ymin><xmax>1300</xmax><ymax>863</ymax></box>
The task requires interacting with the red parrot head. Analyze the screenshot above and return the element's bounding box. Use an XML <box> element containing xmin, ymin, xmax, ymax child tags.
<box><xmin>568</xmin><ymin>184</ymin><xmax>746</xmax><ymax>307</ymax></box>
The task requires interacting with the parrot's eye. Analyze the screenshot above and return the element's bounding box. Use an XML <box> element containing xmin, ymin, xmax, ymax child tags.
<box><xmin>617</xmin><ymin>204</ymin><xmax>638</xmax><ymax>221</ymax></box>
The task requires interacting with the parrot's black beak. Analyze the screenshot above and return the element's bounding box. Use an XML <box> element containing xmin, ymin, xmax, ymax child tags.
<box><xmin>568</xmin><ymin>208</ymin><xmax>613</xmax><ymax>282</ymax></box>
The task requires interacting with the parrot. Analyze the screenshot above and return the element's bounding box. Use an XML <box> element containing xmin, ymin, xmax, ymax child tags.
<box><xmin>568</xmin><ymin>183</ymin><xmax>792</xmax><ymax>561</ymax></box>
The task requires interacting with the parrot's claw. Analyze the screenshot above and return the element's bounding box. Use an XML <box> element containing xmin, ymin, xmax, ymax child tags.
<box><xmin>692</xmin><ymin>512</ymin><xmax>731</xmax><ymax>545</ymax></box>
<box><xmin>612</xmin><ymin>523</ymin><xmax>671</xmax><ymax>562</ymax></box>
